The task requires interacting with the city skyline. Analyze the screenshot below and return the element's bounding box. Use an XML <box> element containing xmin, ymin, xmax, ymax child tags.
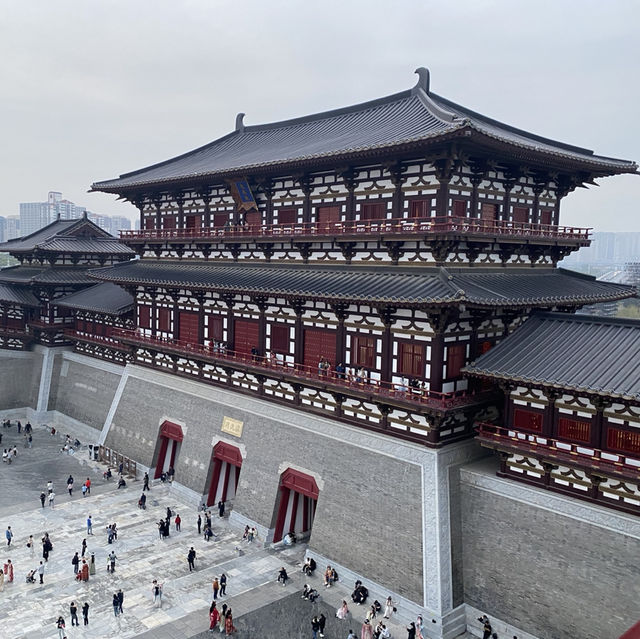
<box><xmin>1</xmin><ymin>1</ymin><xmax>638</xmax><ymax>232</ymax></box>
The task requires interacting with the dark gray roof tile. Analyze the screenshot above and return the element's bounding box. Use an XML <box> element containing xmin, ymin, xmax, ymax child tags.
<box><xmin>55</xmin><ymin>283</ymin><xmax>134</xmax><ymax>315</ymax></box>
<box><xmin>464</xmin><ymin>312</ymin><xmax>640</xmax><ymax>401</ymax></box>
<box><xmin>0</xmin><ymin>284</ymin><xmax>39</xmax><ymax>307</ymax></box>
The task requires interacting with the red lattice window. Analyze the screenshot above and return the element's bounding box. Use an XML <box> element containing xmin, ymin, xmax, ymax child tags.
<box><xmin>398</xmin><ymin>341</ymin><xmax>425</xmax><ymax>377</ymax></box>
<box><xmin>270</xmin><ymin>324</ymin><xmax>289</xmax><ymax>354</ymax></box>
<box><xmin>157</xmin><ymin>307</ymin><xmax>170</xmax><ymax>332</ymax></box>
<box><xmin>360</xmin><ymin>202</ymin><xmax>386</xmax><ymax>221</ymax></box>
<box><xmin>351</xmin><ymin>335</ymin><xmax>376</xmax><ymax>368</ymax></box>
<box><xmin>277</xmin><ymin>208</ymin><xmax>297</xmax><ymax>225</ymax></box>
<box><xmin>557</xmin><ymin>416</ymin><xmax>591</xmax><ymax>443</ymax></box>
<box><xmin>540</xmin><ymin>209</ymin><xmax>553</xmax><ymax>225</ymax></box>
<box><xmin>607</xmin><ymin>428</ymin><xmax>640</xmax><ymax>455</ymax></box>
<box><xmin>207</xmin><ymin>315</ymin><xmax>224</xmax><ymax>342</ymax></box>
<box><xmin>512</xmin><ymin>207</ymin><xmax>529</xmax><ymax>223</ymax></box>
<box><xmin>138</xmin><ymin>305</ymin><xmax>151</xmax><ymax>329</ymax></box>
<box><xmin>513</xmin><ymin>408</ymin><xmax>543</xmax><ymax>433</ymax></box>
<box><xmin>409</xmin><ymin>199</ymin><xmax>430</xmax><ymax>218</ymax></box>
<box><xmin>452</xmin><ymin>200</ymin><xmax>467</xmax><ymax>217</ymax></box>
<box><xmin>445</xmin><ymin>343</ymin><xmax>466</xmax><ymax>379</ymax></box>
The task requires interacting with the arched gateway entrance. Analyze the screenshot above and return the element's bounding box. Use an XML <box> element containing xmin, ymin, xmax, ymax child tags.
<box><xmin>273</xmin><ymin>468</ymin><xmax>319</xmax><ymax>543</ymax></box>
<box><xmin>206</xmin><ymin>441</ymin><xmax>243</xmax><ymax>507</ymax></box>
<box><xmin>154</xmin><ymin>420</ymin><xmax>183</xmax><ymax>479</ymax></box>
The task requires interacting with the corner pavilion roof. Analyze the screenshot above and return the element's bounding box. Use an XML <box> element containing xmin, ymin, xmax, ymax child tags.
<box><xmin>463</xmin><ymin>312</ymin><xmax>640</xmax><ymax>401</ymax></box>
<box><xmin>89</xmin><ymin>261</ymin><xmax>635</xmax><ymax>308</ymax></box>
<box><xmin>55</xmin><ymin>282</ymin><xmax>134</xmax><ymax>316</ymax></box>
<box><xmin>91</xmin><ymin>68</ymin><xmax>637</xmax><ymax>194</ymax></box>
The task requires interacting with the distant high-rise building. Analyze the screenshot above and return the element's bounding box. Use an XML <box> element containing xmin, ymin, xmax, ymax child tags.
<box><xmin>6</xmin><ymin>216</ymin><xmax>20</xmax><ymax>240</ymax></box>
<box><xmin>563</xmin><ymin>231</ymin><xmax>640</xmax><ymax>266</ymax></box>
<box><xmin>19</xmin><ymin>191</ymin><xmax>127</xmax><ymax>237</ymax></box>
<box><xmin>0</xmin><ymin>217</ymin><xmax>6</xmax><ymax>243</ymax></box>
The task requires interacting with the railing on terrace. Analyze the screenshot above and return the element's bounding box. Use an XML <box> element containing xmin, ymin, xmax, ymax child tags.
<box><xmin>112</xmin><ymin>328</ymin><xmax>483</xmax><ymax>410</ymax></box>
<box><xmin>120</xmin><ymin>217</ymin><xmax>591</xmax><ymax>243</ymax></box>
<box><xmin>64</xmin><ymin>329</ymin><xmax>130</xmax><ymax>351</ymax></box>
<box><xmin>476</xmin><ymin>422</ymin><xmax>640</xmax><ymax>477</ymax></box>
<box><xmin>28</xmin><ymin>320</ymin><xmax>72</xmax><ymax>331</ymax></box>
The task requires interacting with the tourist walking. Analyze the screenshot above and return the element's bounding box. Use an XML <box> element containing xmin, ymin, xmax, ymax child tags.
<box><xmin>5</xmin><ymin>526</ymin><xmax>12</xmax><ymax>546</ymax></box>
<box><xmin>108</xmin><ymin>551</ymin><xmax>117</xmax><ymax>573</ymax></box>
<box><xmin>82</xmin><ymin>602</ymin><xmax>89</xmax><ymax>626</ymax></box>
<box><xmin>218</xmin><ymin>500</ymin><xmax>225</xmax><ymax>517</ymax></box>
<box><xmin>85</xmin><ymin>477</ymin><xmax>91</xmax><ymax>495</ymax></box>
<box><xmin>143</xmin><ymin>472</ymin><xmax>150</xmax><ymax>491</ymax></box>
<box><xmin>117</xmin><ymin>589</ymin><xmax>124</xmax><ymax>614</ymax></box>
<box><xmin>406</xmin><ymin>621</ymin><xmax>416</xmax><ymax>639</ymax></box>
<box><xmin>47</xmin><ymin>480</ymin><xmax>53</xmax><ymax>494</ymax></box>
<box><xmin>318</xmin><ymin>613</ymin><xmax>326</xmax><ymax>638</ymax></box>
<box><xmin>70</xmin><ymin>602</ymin><xmax>79</xmax><ymax>626</ymax></box>
<box><xmin>175</xmin><ymin>513</ymin><xmax>181</xmax><ymax>531</ymax></box>
<box><xmin>89</xmin><ymin>553</ymin><xmax>96</xmax><ymax>576</ymax></box>
<box><xmin>209</xmin><ymin>601</ymin><xmax>220</xmax><ymax>632</ymax></box>
<box><xmin>5</xmin><ymin>559</ymin><xmax>13</xmax><ymax>582</ymax></box>
<box><xmin>81</xmin><ymin>538</ymin><xmax>87</xmax><ymax>557</ymax></box>
<box><xmin>383</xmin><ymin>596</ymin><xmax>395</xmax><ymax>619</ymax></box>
<box><xmin>152</xmin><ymin>579</ymin><xmax>163</xmax><ymax>607</ymax></box>
<box><xmin>277</xmin><ymin>566</ymin><xmax>288</xmax><ymax>586</ymax></box>
<box><xmin>362</xmin><ymin>619</ymin><xmax>374</xmax><ymax>639</ymax></box>
<box><xmin>224</xmin><ymin>608</ymin><xmax>236</xmax><ymax>635</ymax></box>
<box><xmin>197</xmin><ymin>514</ymin><xmax>202</xmax><ymax>534</ymax></box>
<box><xmin>87</xmin><ymin>515</ymin><xmax>93</xmax><ymax>535</ymax></box>
<box><xmin>72</xmin><ymin>552</ymin><xmax>80</xmax><ymax>574</ymax></box>
<box><xmin>56</xmin><ymin>616</ymin><xmax>65</xmax><ymax>639</ymax></box>
<box><xmin>188</xmin><ymin>547</ymin><xmax>196</xmax><ymax>571</ymax></box>
<box><xmin>312</xmin><ymin>616</ymin><xmax>321</xmax><ymax>639</ymax></box>
<box><xmin>27</xmin><ymin>535</ymin><xmax>35</xmax><ymax>557</ymax></box>
<box><xmin>220</xmin><ymin>573</ymin><xmax>227</xmax><ymax>596</ymax></box>
<box><xmin>48</xmin><ymin>491</ymin><xmax>55</xmax><ymax>508</ymax></box>
<box><xmin>113</xmin><ymin>593</ymin><xmax>120</xmax><ymax>617</ymax></box>
<box><xmin>77</xmin><ymin>559</ymin><xmax>89</xmax><ymax>582</ymax></box>
<box><xmin>39</xmin><ymin>492</ymin><xmax>45</xmax><ymax>508</ymax></box>
<box><xmin>38</xmin><ymin>561</ymin><xmax>45</xmax><ymax>584</ymax></box>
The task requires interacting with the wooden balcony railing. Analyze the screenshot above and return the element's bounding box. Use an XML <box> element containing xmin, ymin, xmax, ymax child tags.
<box><xmin>120</xmin><ymin>216</ymin><xmax>591</xmax><ymax>243</ymax></box>
<box><xmin>111</xmin><ymin>328</ymin><xmax>486</xmax><ymax>410</ymax></box>
<box><xmin>64</xmin><ymin>329</ymin><xmax>130</xmax><ymax>351</ymax></box>
<box><xmin>476</xmin><ymin>422</ymin><xmax>640</xmax><ymax>479</ymax></box>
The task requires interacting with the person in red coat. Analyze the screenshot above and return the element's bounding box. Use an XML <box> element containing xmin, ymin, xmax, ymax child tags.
<box><xmin>209</xmin><ymin>602</ymin><xmax>219</xmax><ymax>631</ymax></box>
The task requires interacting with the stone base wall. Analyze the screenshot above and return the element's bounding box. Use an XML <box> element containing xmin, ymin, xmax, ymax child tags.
<box><xmin>460</xmin><ymin>459</ymin><xmax>640</xmax><ymax>639</ymax></box>
<box><xmin>47</xmin><ymin>351</ymin><xmax>124</xmax><ymax>431</ymax></box>
<box><xmin>0</xmin><ymin>349</ymin><xmax>42</xmax><ymax>410</ymax></box>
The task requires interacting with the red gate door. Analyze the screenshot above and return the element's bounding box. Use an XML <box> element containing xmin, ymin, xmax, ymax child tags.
<box><xmin>206</xmin><ymin>442</ymin><xmax>243</xmax><ymax>506</ymax></box>
<box><xmin>234</xmin><ymin>319</ymin><xmax>259</xmax><ymax>357</ymax></box>
<box><xmin>303</xmin><ymin>329</ymin><xmax>337</xmax><ymax>369</ymax></box>
<box><xmin>273</xmin><ymin>468</ymin><xmax>319</xmax><ymax>543</ymax></box>
<box><xmin>179</xmin><ymin>311</ymin><xmax>200</xmax><ymax>343</ymax></box>
<box><xmin>317</xmin><ymin>205</ymin><xmax>340</xmax><ymax>231</ymax></box>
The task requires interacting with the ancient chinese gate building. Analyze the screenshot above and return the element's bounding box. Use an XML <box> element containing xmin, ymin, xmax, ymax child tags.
<box><xmin>2</xmin><ymin>69</ymin><xmax>637</xmax><ymax>639</ymax></box>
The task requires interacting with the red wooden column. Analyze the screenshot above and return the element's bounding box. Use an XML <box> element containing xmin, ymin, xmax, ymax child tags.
<box><xmin>378</xmin><ymin>306</ymin><xmax>395</xmax><ymax>384</ymax></box>
<box><xmin>501</xmin><ymin>176</ymin><xmax>516</xmax><ymax>221</ymax></box>
<box><xmin>332</xmin><ymin>303</ymin><xmax>347</xmax><ymax>371</ymax></box>
<box><xmin>434</xmin><ymin>158</ymin><xmax>454</xmax><ymax>217</ymax></box>
<box><xmin>273</xmin><ymin>486</ymin><xmax>291</xmax><ymax>543</ymax></box>
<box><xmin>176</xmin><ymin>192</ymin><xmax>185</xmax><ymax>230</ymax></box>
<box><xmin>543</xmin><ymin>390</ymin><xmax>560</xmax><ymax>437</ymax></box>
<box><xmin>340</xmin><ymin>169</ymin><xmax>356</xmax><ymax>222</ymax></box>
<box><xmin>154</xmin><ymin>195</ymin><xmax>162</xmax><ymax>230</ymax></box>
<box><xmin>200</xmin><ymin>188</ymin><xmax>212</xmax><ymax>228</ymax></box>
<box><xmin>135</xmin><ymin>197</ymin><xmax>145</xmax><ymax>233</ymax></box>
<box><xmin>298</xmin><ymin>175</ymin><xmax>312</xmax><ymax>224</ymax></box>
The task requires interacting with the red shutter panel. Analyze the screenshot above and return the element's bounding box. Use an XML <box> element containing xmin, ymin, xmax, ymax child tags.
<box><xmin>157</xmin><ymin>308</ymin><xmax>170</xmax><ymax>332</ymax></box>
<box><xmin>361</xmin><ymin>202</ymin><xmax>386</xmax><ymax>221</ymax></box>
<box><xmin>178</xmin><ymin>311</ymin><xmax>200</xmax><ymax>343</ymax></box>
<box><xmin>277</xmin><ymin>208</ymin><xmax>297</xmax><ymax>225</ymax></box>
<box><xmin>480</xmin><ymin>203</ymin><xmax>497</xmax><ymax>221</ymax></box>
<box><xmin>513</xmin><ymin>408</ymin><xmax>543</xmax><ymax>433</ymax></box>
<box><xmin>270</xmin><ymin>324</ymin><xmax>289</xmax><ymax>353</ymax></box>
<box><xmin>207</xmin><ymin>315</ymin><xmax>224</xmax><ymax>342</ymax></box>
<box><xmin>163</xmin><ymin>216</ymin><xmax>176</xmax><ymax>229</ymax></box>
<box><xmin>144</xmin><ymin>216</ymin><xmax>155</xmax><ymax>230</ymax></box>
<box><xmin>410</xmin><ymin>199</ymin><xmax>430</xmax><ymax>218</ymax></box>
<box><xmin>234</xmin><ymin>319</ymin><xmax>259</xmax><ymax>356</ymax></box>
<box><xmin>213</xmin><ymin>213</ymin><xmax>228</xmax><ymax>228</ymax></box>
<box><xmin>607</xmin><ymin>428</ymin><xmax>640</xmax><ymax>455</ymax></box>
<box><xmin>513</xmin><ymin>207</ymin><xmax>529</xmax><ymax>223</ymax></box>
<box><xmin>452</xmin><ymin>200</ymin><xmax>467</xmax><ymax>217</ymax></box>
<box><xmin>317</xmin><ymin>205</ymin><xmax>340</xmax><ymax>225</ymax></box>
<box><xmin>557</xmin><ymin>417</ymin><xmax>591</xmax><ymax>443</ymax></box>
<box><xmin>303</xmin><ymin>329</ymin><xmax>336</xmax><ymax>369</ymax></box>
<box><xmin>352</xmin><ymin>336</ymin><xmax>376</xmax><ymax>368</ymax></box>
<box><xmin>540</xmin><ymin>210</ymin><xmax>552</xmax><ymax>225</ymax></box>
<box><xmin>138</xmin><ymin>305</ymin><xmax>151</xmax><ymax>329</ymax></box>
<box><xmin>445</xmin><ymin>344</ymin><xmax>466</xmax><ymax>379</ymax></box>
<box><xmin>398</xmin><ymin>342</ymin><xmax>425</xmax><ymax>377</ymax></box>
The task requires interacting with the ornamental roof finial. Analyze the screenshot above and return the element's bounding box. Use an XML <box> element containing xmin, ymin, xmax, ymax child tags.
<box><xmin>235</xmin><ymin>112</ymin><xmax>246</xmax><ymax>133</ymax></box>
<box><xmin>413</xmin><ymin>67</ymin><xmax>430</xmax><ymax>94</ymax></box>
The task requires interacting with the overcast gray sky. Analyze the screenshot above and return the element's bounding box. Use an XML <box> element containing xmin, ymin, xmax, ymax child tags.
<box><xmin>1</xmin><ymin>0</ymin><xmax>638</xmax><ymax>231</ymax></box>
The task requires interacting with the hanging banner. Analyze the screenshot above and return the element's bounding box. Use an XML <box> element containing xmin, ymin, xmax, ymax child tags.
<box><xmin>228</xmin><ymin>178</ymin><xmax>258</xmax><ymax>213</ymax></box>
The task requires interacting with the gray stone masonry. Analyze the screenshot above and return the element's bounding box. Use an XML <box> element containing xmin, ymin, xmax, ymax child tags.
<box><xmin>47</xmin><ymin>353</ymin><xmax>124</xmax><ymax>431</ymax></box>
<box><xmin>460</xmin><ymin>459</ymin><xmax>640</xmax><ymax>639</ymax></box>
<box><xmin>105</xmin><ymin>372</ymin><xmax>425</xmax><ymax>603</ymax></box>
<box><xmin>0</xmin><ymin>350</ymin><xmax>42</xmax><ymax>410</ymax></box>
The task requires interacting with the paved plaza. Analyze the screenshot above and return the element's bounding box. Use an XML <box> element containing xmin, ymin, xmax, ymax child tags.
<box><xmin>0</xmin><ymin>422</ymin><xmax>434</xmax><ymax>639</ymax></box>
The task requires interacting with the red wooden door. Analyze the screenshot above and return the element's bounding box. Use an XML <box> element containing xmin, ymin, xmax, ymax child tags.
<box><xmin>303</xmin><ymin>329</ymin><xmax>337</xmax><ymax>369</ymax></box>
<box><xmin>179</xmin><ymin>311</ymin><xmax>199</xmax><ymax>343</ymax></box>
<box><xmin>317</xmin><ymin>205</ymin><xmax>340</xmax><ymax>228</ymax></box>
<box><xmin>185</xmin><ymin>215</ymin><xmax>202</xmax><ymax>229</ymax></box>
<box><xmin>234</xmin><ymin>319</ymin><xmax>259</xmax><ymax>356</ymax></box>
<box><xmin>480</xmin><ymin>203</ymin><xmax>497</xmax><ymax>221</ymax></box>
<box><xmin>512</xmin><ymin>207</ymin><xmax>529</xmax><ymax>224</ymax></box>
<box><xmin>144</xmin><ymin>216</ymin><xmax>155</xmax><ymax>230</ymax></box>
<box><xmin>540</xmin><ymin>209</ymin><xmax>552</xmax><ymax>226</ymax></box>
<box><xmin>163</xmin><ymin>216</ymin><xmax>176</xmax><ymax>229</ymax></box>
<box><xmin>278</xmin><ymin>208</ymin><xmax>297</xmax><ymax>225</ymax></box>
<box><xmin>244</xmin><ymin>210</ymin><xmax>260</xmax><ymax>227</ymax></box>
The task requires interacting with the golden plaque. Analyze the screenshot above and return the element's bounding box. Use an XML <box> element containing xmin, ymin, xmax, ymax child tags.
<box><xmin>221</xmin><ymin>416</ymin><xmax>244</xmax><ymax>437</ymax></box>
